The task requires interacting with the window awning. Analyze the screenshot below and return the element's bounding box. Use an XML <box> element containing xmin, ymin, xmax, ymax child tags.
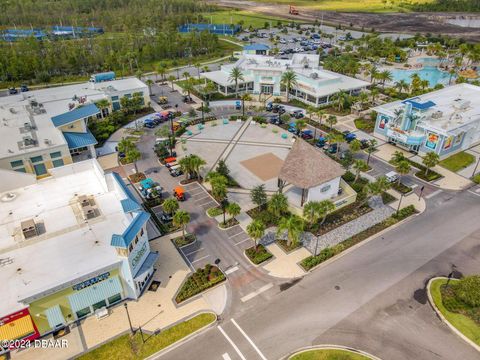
<box><xmin>68</xmin><ymin>276</ymin><xmax>123</xmax><ymax>312</ymax></box>
<box><xmin>62</xmin><ymin>130</ymin><xmax>98</xmax><ymax>149</ymax></box>
<box><xmin>45</xmin><ymin>305</ymin><xmax>65</xmax><ymax>329</ymax></box>
<box><xmin>134</xmin><ymin>252</ymin><xmax>159</xmax><ymax>280</ymax></box>
<box><xmin>0</xmin><ymin>315</ymin><xmax>35</xmax><ymax>341</ymax></box>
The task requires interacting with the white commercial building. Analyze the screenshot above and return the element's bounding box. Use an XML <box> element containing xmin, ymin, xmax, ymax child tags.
<box><xmin>0</xmin><ymin>76</ymin><xmax>148</xmax><ymax>178</ymax></box>
<box><xmin>0</xmin><ymin>160</ymin><xmax>158</xmax><ymax>341</ymax></box>
<box><xmin>201</xmin><ymin>53</ymin><xmax>369</xmax><ymax>106</ymax></box>
<box><xmin>373</xmin><ymin>83</ymin><xmax>480</xmax><ymax>158</ymax></box>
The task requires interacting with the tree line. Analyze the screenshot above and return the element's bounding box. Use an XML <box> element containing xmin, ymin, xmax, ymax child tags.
<box><xmin>409</xmin><ymin>0</ymin><xmax>480</xmax><ymax>12</ymax></box>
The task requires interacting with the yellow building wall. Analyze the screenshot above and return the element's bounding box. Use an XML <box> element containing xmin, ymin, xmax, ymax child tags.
<box><xmin>59</xmin><ymin>119</ymin><xmax>85</xmax><ymax>133</ymax></box>
<box><xmin>29</xmin><ymin>268</ymin><xmax>120</xmax><ymax>335</ymax></box>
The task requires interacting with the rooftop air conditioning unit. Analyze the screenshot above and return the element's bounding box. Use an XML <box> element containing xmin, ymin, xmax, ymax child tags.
<box><xmin>82</xmin><ymin>205</ymin><xmax>97</xmax><ymax>220</ymax></box>
<box><xmin>44</xmin><ymin>139</ymin><xmax>52</xmax><ymax>145</ymax></box>
<box><xmin>21</xmin><ymin>219</ymin><xmax>38</xmax><ymax>239</ymax></box>
<box><xmin>24</xmin><ymin>137</ymin><xmax>36</xmax><ymax>146</ymax></box>
<box><xmin>431</xmin><ymin>111</ymin><xmax>443</xmax><ymax>119</ymax></box>
<box><xmin>310</xmin><ymin>73</ymin><xmax>319</xmax><ymax>79</ymax></box>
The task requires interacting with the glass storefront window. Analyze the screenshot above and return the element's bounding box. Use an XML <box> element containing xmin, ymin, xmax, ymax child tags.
<box><xmin>108</xmin><ymin>293</ymin><xmax>122</xmax><ymax>305</ymax></box>
<box><xmin>76</xmin><ymin>307</ymin><xmax>91</xmax><ymax>319</ymax></box>
<box><xmin>92</xmin><ymin>300</ymin><xmax>107</xmax><ymax>311</ymax></box>
<box><xmin>10</xmin><ymin>160</ymin><xmax>24</xmax><ymax>168</ymax></box>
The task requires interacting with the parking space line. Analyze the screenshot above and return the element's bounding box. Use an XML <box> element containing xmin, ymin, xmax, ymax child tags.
<box><xmin>218</xmin><ymin>326</ymin><xmax>247</xmax><ymax>360</ymax></box>
<box><xmin>225</xmin><ymin>266</ymin><xmax>239</xmax><ymax>275</ymax></box>
<box><xmin>194</xmin><ymin>195</ymin><xmax>211</xmax><ymax>202</ymax></box>
<box><xmin>222</xmin><ymin>353</ymin><xmax>232</xmax><ymax>360</ymax></box>
<box><xmin>241</xmin><ymin>283</ymin><xmax>274</xmax><ymax>302</ymax></box>
<box><xmin>191</xmin><ymin>255</ymin><xmax>210</xmax><ymax>263</ymax></box>
<box><xmin>234</xmin><ymin>238</ymin><xmax>251</xmax><ymax>246</ymax></box>
<box><xmin>231</xmin><ymin>319</ymin><xmax>268</xmax><ymax>360</ymax></box>
<box><xmin>228</xmin><ymin>231</ymin><xmax>245</xmax><ymax>238</ymax></box>
<box><xmin>468</xmin><ymin>190</ymin><xmax>480</xmax><ymax>197</ymax></box>
<box><xmin>184</xmin><ymin>247</ymin><xmax>204</xmax><ymax>256</ymax></box>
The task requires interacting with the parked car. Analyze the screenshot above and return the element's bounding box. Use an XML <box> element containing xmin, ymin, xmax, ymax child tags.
<box><xmin>342</xmin><ymin>130</ymin><xmax>357</xmax><ymax>143</ymax></box>
<box><xmin>235</xmin><ymin>100</ymin><xmax>241</xmax><ymax>110</ymax></box>
<box><xmin>316</xmin><ymin>136</ymin><xmax>327</xmax><ymax>148</ymax></box>
<box><xmin>326</xmin><ymin>143</ymin><xmax>338</xmax><ymax>154</ymax></box>
<box><xmin>170</xmin><ymin>168</ymin><xmax>183</xmax><ymax>177</ymax></box>
<box><xmin>279</xmin><ymin>38</ymin><xmax>287</xmax><ymax>44</ymax></box>
<box><xmin>269</xmin><ymin>115</ymin><xmax>281</xmax><ymax>125</ymax></box>
<box><xmin>360</xmin><ymin>139</ymin><xmax>369</xmax><ymax>149</ymax></box>
<box><xmin>8</xmin><ymin>88</ymin><xmax>18</xmax><ymax>95</ymax></box>
<box><xmin>173</xmin><ymin>186</ymin><xmax>185</xmax><ymax>201</ymax></box>
<box><xmin>290</xmin><ymin>109</ymin><xmax>304</xmax><ymax>119</ymax></box>
<box><xmin>20</xmin><ymin>84</ymin><xmax>29</xmax><ymax>92</ymax></box>
<box><xmin>266</xmin><ymin>102</ymin><xmax>273</xmax><ymax>111</ymax></box>
<box><xmin>288</xmin><ymin>122</ymin><xmax>298</xmax><ymax>133</ymax></box>
<box><xmin>385</xmin><ymin>171</ymin><xmax>399</xmax><ymax>183</ymax></box>
<box><xmin>159</xmin><ymin>212</ymin><xmax>173</xmax><ymax>223</ymax></box>
<box><xmin>301</xmin><ymin>129</ymin><xmax>313</xmax><ymax>140</ymax></box>
<box><xmin>143</xmin><ymin>119</ymin><xmax>156</xmax><ymax>128</ymax></box>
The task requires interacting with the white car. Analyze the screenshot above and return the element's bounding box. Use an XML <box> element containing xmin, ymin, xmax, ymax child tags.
<box><xmin>279</xmin><ymin>38</ymin><xmax>287</xmax><ymax>44</ymax></box>
<box><xmin>385</xmin><ymin>171</ymin><xmax>399</xmax><ymax>183</ymax></box>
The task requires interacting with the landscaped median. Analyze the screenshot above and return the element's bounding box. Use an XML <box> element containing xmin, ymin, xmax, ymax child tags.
<box><xmin>245</xmin><ymin>244</ymin><xmax>273</xmax><ymax>265</ymax></box>
<box><xmin>428</xmin><ymin>276</ymin><xmax>480</xmax><ymax>350</ymax></box>
<box><xmin>76</xmin><ymin>312</ymin><xmax>216</xmax><ymax>360</ymax></box>
<box><xmin>300</xmin><ymin>205</ymin><xmax>417</xmax><ymax>271</ymax></box>
<box><xmin>175</xmin><ymin>264</ymin><xmax>226</xmax><ymax>303</ymax></box>
<box><xmin>289</xmin><ymin>347</ymin><xmax>378</xmax><ymax>360</ymax></box>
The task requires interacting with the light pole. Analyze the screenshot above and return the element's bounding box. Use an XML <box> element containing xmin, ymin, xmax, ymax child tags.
<box><xmin>396</xmin><ymin>192</ymin><xmax>404</xmax><ymax>215</ymax></box>
<box><xmin>418</xmin><ymin>185</ymin><xmax>425</xmax><ymax>201</ymax></box>
<box><xmin>124</xmin><ymin>303</ymin><xmax>134</xmax><ymax>335</ymax></box>
<box><xmin>472</xmin><ymin>155</ymin><xmax>480</xmax><ymax>178</ymax></box>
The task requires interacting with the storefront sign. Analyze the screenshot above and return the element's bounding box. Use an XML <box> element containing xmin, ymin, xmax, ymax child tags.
<box><xmin>72</xmin><ymin>272</ymin><xmax>110</xmax><ymax>291</ymax></box>
<box><xmin>131</xmin><ymin>242</ymin><xmax>147</xmax><ymax>269</ymax></box>
<box><xmin>386</xmin><ymin>128</ymin><xmax>408</xmax><ymax>143</ymax></box>
<box><xmin>425</xmin><ymin>132</ymin><xmax>439</xmax><ymax>149</ymax></box>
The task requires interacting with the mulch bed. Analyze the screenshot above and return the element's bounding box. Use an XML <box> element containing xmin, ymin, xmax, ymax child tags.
<box><xmin>276</xmin><ymin>239</ymin><xmax>302</xmax><ymax>253</ymax></box>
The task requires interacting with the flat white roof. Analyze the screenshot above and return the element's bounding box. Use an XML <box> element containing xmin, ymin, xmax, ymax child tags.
<box><xmin>374</xmin><ymin>83</ymin><xmax>480</xmax><ymax>133</ymax></box>
<box><xmin>201</xmin><ymin>53</ymin><xmax>369</xmax><ymax>96</ymax></box>
<box><xmin>0</xmin><ymin>160</ymin><xmax>130</xmax><ymax>316</ymax></box>
<box><xmin>0</xmin><ymin>77</ymin><xmax>147</xmax><ymax>159</ymax></box>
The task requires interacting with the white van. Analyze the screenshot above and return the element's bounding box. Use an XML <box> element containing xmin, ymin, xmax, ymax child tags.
<box><xmin>385</xmin><ymin>171</ymin><xmax>399</xmax><ymax>183</ymax></box>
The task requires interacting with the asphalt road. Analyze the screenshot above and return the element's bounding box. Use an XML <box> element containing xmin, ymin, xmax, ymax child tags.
<box><xmin>156</xmin><ymin>189</ymin><xmax>480</xmax><ymax>360</ymax></box>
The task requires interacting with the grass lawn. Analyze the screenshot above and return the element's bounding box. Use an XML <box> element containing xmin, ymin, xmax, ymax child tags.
<box><xmin>172</xmin><ymin>233</ymin><xmax>196</xmax><ymax>247</ymax></box>
<box><xmin>430</xmin><ymin>278</ymin><xmax>480</xmax><ymax>347</ymax></box>
<box><xmin>245</xmin><ymin>244</ymin><xmax>273</xmax><ymax>265</ymax></box>
<box><xmin>290</xmin><ymin>348</ymin><xmax>372</xmax><ymax>360</ymax></box>
<box><xmin>439</xmin><ymin>152</ymin><xmax>476</xmax><ymax>173</ymax></box>
<box><xmin>204</xmin><ymin>10</ymin><xmax>302</xmax><ymax>29</ymax></box>
<box><xmin>354</xmin><ymin>118</ymin><xmax>375</xmax><ymax>133</ymax></box>
<box><xmin>239</xmin><ymin>0</ymin><xmax>434</xmax><ymax>12</ymax></box>
<box><xmin>77</xmin><ymin>313</ymin><xmax>216</xmax><ymax>360</ymax></box>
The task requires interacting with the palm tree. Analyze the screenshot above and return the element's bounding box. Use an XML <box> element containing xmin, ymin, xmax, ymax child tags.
<box><xmin>353</xmin><ymin>159</ymin><xmax>369</xmax><ymax>182</ymax></box>
<box><xmin>156</xmin><ymin>63</ymin><xmax>167</xmax><ymax>83</ymax></box>
<box><xmin>422</xmin><ymin>151</ymin><xmax>440</xmax><ymax>177</ymax></box>
<box><xmin>267</xmin><ymin>193</ymin><xmax>288</xmax><ymax>217</ymax></box>
<box><xmin>309</xmin><ymin>200</ymin><xmax>335</xmax><ymax>254</ymax></box>
<box><xmin>360</xmin><ymin>176</ymin><xmax>391</xmax><ymax>207</ymax></box>
<box><xmin>246</xmin><ymin>219</ymin><xmax>266</xmax><ymax>249</ymax></box>
<box><xmin>95</xmin><ymin>98</ymin><xmax>110</xmax><ymax>119</ymax></box>
<box><xmin>168</xmin><ymin>75</ymin><xmax>176</xmax><ymax>92</ymax></box>
<box><xmin>228</xmin><ymin>67</ymin><xmax>244</xmax><ymax>96</ymax></box>
<box><xmin>182</xmin><ymin>79</ymin><xmax>194</xmax><ymax>100</ymax></box>
<box><xmin>333</xmin><ymin>90</ymin><xmax>350</xmax><ymax>112</ymax></box>
<box><xmin>395</xmin><ymin>160</ymin><xmax>411</xmax><ymax>185</ymax></box>
<box><xmin>146</xmin><ymin>79</ymin><xmax>154</xmax><ymax>96</ymax></box>
<box><xmin>241</xmin><ymin>93</ymin><xmax>252</xmax><ymax>118</ymax></box>
<box><xmin>295</xmin><ymin>119</ymin><xmax>306</xmax><ymax>134</ymax></box>
<box><xmin>226</xmin><ymin>202</ymin><xmax>241</xmax><ymax>225</ymax></box>
<box><xmin>277</xmin><ymin>215</ymin><xmax>304</xmax><ymax>247</ymax></box>
<box><xmin>190</xmin><ymin>155</ymin><xmax>206</xmax><ymax>180</ymax></box>
<box><xmin>369</xmin><ymin>66</ymin><xmax>379</xmax><ymax>83</ymax></box>
<box><xmin>370</xmin><ymin>88</ymin><xmax>380</xmax><ymax>104</ymax></box>
<box><xmin>390</xmin><ymin>150</ymin><xmax>406</xmax><ymax>165</ymax></box>
<box><xmin>349</xmin><ymin>139</ymin><xmax>362</xmax><ymax>154</ymax></box>
<box><xmin>194</xmin><ymin>62</ymin><xmax>202</xmax><ymax>78</ymax></box>
<box><xmin>395</xmin><ymin>79</ymin><xmax>409</xmax><ymax>95</ymax></box>
<box><xmin>163</xmin><ymin>198</ymin><xmax>179</xmax><ymax>215</ymax></box>
<box><xmin>281</xmin><ymin>70</ymin><xmax>298</xmax><ymax>101</ymax></box>
<box><xmin>326</xmin><ymin>115</ymin><xmax>337</xmax><ymax>130</ymax></box>
<box><xmin>182</xmin><ymin>71</ymin><xmax>190</xmax><ymax>81</ymax></box>
<box><xmin>173</xmin><ymin>210</ymin><xmax>190</xmax><ymax>241</ymax></box>
<box><xmin>206</xmin><ymin>172</ymin><xmax>228</xmax><ymax>200</ymax></box>
<box><xmin>379</xmin><ymin>70</ymin><xmax>393</xmax><ymax>88</ymax></box>
<box><xmin>365</xmin><ymin>139</ymin><xmax>377</xmax><ymax>166</ymax></box>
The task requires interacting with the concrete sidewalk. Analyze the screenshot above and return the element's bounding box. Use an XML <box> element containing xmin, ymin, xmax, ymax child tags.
<box><xmin>262</xmin><ymin>243</ymin><xmax>309</xmax><ymax>279</ymax></box>
<box><xmin>12</xmin><ymin>231</ymin><xmax>212</xmax><ymax>360</ymax></box>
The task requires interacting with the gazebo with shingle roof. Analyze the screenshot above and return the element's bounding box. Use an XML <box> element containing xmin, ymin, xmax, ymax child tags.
<box><xmin>278</xmin><ymin>139</ymin><xmax>345</xmax><ymax>206</ymax></box>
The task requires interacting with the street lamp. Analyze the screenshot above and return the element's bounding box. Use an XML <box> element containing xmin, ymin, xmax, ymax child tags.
<box><xmin>396</xmin><ymin>192</ymin><xmax>404</xmax><ymax>215</ymax></box>
<box><xmin>124</xmin><ymin>302</ymin><xmax>134</xmax><ymax>335</ymax></box>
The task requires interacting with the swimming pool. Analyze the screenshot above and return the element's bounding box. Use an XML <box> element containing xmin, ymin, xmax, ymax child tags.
<box><xmin>390</xmin><ymin>66</ymin><xmax>451</xmax><ymax>87</ymax></box>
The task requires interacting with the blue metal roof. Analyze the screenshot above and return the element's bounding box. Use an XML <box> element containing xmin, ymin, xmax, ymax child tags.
<box><xmin>121</xmin><ymin>198</ymin><xmax>142</xmax><ymax>213</ymax></box>
<box><xmin>112</xmin><ymin>172</ymin><xmax>138</xmax><ymax>204</ymax></box>
<box><xmin>68</xmin><ymin>276</ymin><xmax>123</xmax><ymax>312</ymax></box>
<box><xmin>244</xmin><ymin>44</ymin><xmax>270</xmax><ymax>51</ymax></box>
<box><xmin>62</xmin><ymin>130</ymin><xmax>98</xmax><ymax>149</ymax></box>
<box><xmin>111</xmin><ymin>211</ymin><xmax>150</xmax><ymax>248</ymax></box>
<box><xmin>402</xmin><ymin>99</ymin><xmax>436</xmax><ymax>110</ymax></box>
<box><xmin>51</xmin><ymin>103</ymin><xmax>99</xmax><ymax>127</ymax></box>
<box><xmin>134</xmin><ymin>251</ymin><xmax>159</xmax><ymax>279</ymax></box>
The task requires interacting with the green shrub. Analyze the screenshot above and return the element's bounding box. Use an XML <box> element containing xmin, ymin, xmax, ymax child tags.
<box><xmin>342</xmin><ymin>171</ymin><xmax>355</xmax><ymax>183</ymax></box>
<box><xmin>176</xmin><ymin>264</ymin><xmax>225</xmax><ymax>303</ymax></box>
<box><xmin>207</xmin><ymin>207</ymin><xmax>223</xmax><ymax>217</ymax></box>
<box><xmin>245</xmin><ymin>245</ymin><xmax>273</xmax><ymax>265</ymax></box>
<box><xmin>392</xmin><ymin>205</ymin><xmax>416</xmax><ymax>220</ymax></box>
<box><xmin>452</xmin><ymin>276</ymin><xmax>480</xmax><ymax>308</ymax></box>
<box><xmin>473</xmin><ymin>174</ymin><xmax>480</xmax><ymax>184</ymax></box>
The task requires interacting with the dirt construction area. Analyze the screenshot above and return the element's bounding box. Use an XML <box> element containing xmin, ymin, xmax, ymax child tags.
<box><xmin>208</xmin><ymin>0</ymin><xmax>480</xmax><ymax>42</ymax></box>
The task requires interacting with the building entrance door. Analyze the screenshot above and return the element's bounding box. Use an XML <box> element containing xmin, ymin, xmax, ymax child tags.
<box><xmin>261</xmin><ymin>84</ymin><xmax>273</xmax><ymax>94</ymax></box>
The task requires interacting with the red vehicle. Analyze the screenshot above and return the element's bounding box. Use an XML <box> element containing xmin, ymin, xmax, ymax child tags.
<box><xmin>289</xmin><ymin>5</ymin><xmax>299</xmax><ymax>15</ymax></box>
<box><xmin>164</xmin><ymin>157</ymin><xmax>176</xmax><ymax>164</ymax></box>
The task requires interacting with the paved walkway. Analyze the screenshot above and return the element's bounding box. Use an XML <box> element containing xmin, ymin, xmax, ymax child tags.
<box><xmin>262</xmin><ymin>244</ymin><xmax>309</xmax><ymax>279</ymax></box>
<box><xmin>12</xmin><ymin>231</ymin><xmax>213</xmax><ymax>360</ymax></box>
<box><xmin>387</xmin><ymin>189</ymin><xmax>426</xmax><ymax>213</ymax></box>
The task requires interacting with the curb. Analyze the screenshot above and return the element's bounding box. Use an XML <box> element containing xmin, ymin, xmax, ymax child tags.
<box><xmin>302</xmin><ymin>210</ymin><xmax>420</xmax><ymax>273</ymax></box>
<box><xmin>427</xmin><ymin>277</ymin><xmax>480</xmax><ymax>353</ymax></box>
<box><xmin>144</xmin><ymin>311</ymin><xmax>218</xmax><ymax>360</ymax></box>
<box><xmin>281</xmin><ymin>344</ymin><xmax>382</xmax><ymax>360</ymax></box>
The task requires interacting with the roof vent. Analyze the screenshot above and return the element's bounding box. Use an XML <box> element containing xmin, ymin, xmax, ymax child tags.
<box><xmin>44</xmin><ymin>139</ymin><xmax>52</xmax><ymax>146</ymax></box>
<box><xmin>310</xmin><ymin>72</ymin><xmax>319</xmax><ymax>79</ymax></box>
<box><xmin>24</xmin><ymin>137</ymin><xmax>36</xmax><ymax>146</ymax></box>
<box><xmin>21</xmin><ymin>219</ymin><xmax>38</xmax><ymax>239</ymax></box>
